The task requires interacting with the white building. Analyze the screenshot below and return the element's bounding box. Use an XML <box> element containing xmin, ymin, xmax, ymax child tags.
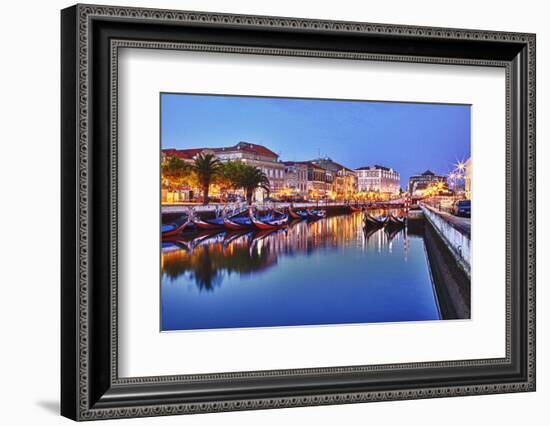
<box><xmin>355</xmin><ymin>165</ymin><xmax>400</xmax><ymax>194</ymax></box>
<box><xmin>163</xmin><ymin>141</ymin><xmax>285</xmax><ymax>194</ymax></box>
<box><xmin>464</xmin><ymin>158</ymin><xmax>472</xmax><ymax>199</ymax></box>
<box><xmin>213</xmin><ymin>142</ymin><xmax>285</xmax><ymax>193</ymax></box>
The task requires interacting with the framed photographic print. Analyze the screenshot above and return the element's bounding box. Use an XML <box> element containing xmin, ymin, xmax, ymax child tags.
<box><xmin>61</xmin><ymin>4</ymin><xmax>536</xmax><ymax>421</ymax></box>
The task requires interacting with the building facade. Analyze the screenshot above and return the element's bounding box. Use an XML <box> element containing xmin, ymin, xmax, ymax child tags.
<box><xmin>311</xmin><ymin>158</ymin><xmax>358</xmax><ymax>200</ymax></box>
<box><xmin>464</xmin><ymin>158</ymin><xmax>472</xmax><ymax>199</ymax></box>
<box><xmin>340</xmin><ymin>168</ymin><xmax>358</xmax><ymax>199</ymax></box>
<box><xmin>305</xmin><ymin>162</ymin><xmax>329</xmax><ymax>197</ymax></box>
<box><xmin>408</xmin><ymin>170</ymin><xmax>448</xmax><ymax>195</ymax></box>
<box><xmin>213</xmin><ymin>142</ymin><xmax>285</xmax><ymax>193</ymax></box>
<box><xmin>162</xmin><ymin>141</ymin><xmax>285</xmax><ymax>195</ymax></box>
<box><xmin>355</xmin><ymin>165</ymin><xmax>400</xmax><ymax>194</ymax></box>
<box><xmin>283</xmin><ymin>161</ymin><xmax>308</xmax><ymax>196</ymax></box>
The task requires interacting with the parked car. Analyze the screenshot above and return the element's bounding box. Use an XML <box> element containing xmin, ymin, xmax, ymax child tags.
<box><xmin>453</xmin><ymin>199</ymin><xmax>471</xmax><ymax>217</ymax></box>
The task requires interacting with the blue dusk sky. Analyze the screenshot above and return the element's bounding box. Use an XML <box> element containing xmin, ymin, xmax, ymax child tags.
<box><xmin>161</xmin><ymin>93</ymin><xmax>471</xmax><ymax>187</ymax></box>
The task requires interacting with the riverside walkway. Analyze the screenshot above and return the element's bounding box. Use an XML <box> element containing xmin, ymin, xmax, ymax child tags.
<box><xmin>162</xmin><ymin>202</ymin><xmax>348</xmax><ymax>214</ymax></box>
<box><xmin>162</xmin><ymin>199</ymin><xmax>411</xmax><ymax>215</ymax></box>
<box><xmin>427</xmin><ymin>207</ymin><xmax>471</xmax><ymax>237</ymax></box>
<box><xmin>420</xmin><ymin>204</ymin><xmax>471</xmax><ymax>277</ymax></box>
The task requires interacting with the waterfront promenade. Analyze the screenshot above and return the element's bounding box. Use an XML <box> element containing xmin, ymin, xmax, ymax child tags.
<box><xmin>162</xmin><ymin>202</ymin><xmax>359</xmax><ymax>221</ymax></box>
<box><xmin>420</xmin><ymin>204</ymin><xmax>471</xmax><ymax>277</ymax></box>
<box><xmin>426</xmin><ymin>207</ymin><xmax>471</xmax><ymax>237</ymax></box>
<box><xmin>161</xmin><ymin>201</ymin><xmax>349</xmax><ymax>214</ymax></box>
<box><xmin>162</xmin><ymin>199</ymin><xmax>410</xmax><ymax>214</ymax></box>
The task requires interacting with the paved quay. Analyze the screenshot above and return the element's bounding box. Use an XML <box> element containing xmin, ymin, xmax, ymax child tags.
<box><xmin>162</xmin><ymin>202</ymin><xmax>353</xmax><ymax>213</ymax></box>
<box><xmin>428</xmin><ymin>208</ymin><xmax>471</xmax><ymax>238</ymax></box>
<box><xmin>161</xmin><ymin>202</ymin><xmax>355</xmax><ymax>221</ymax></box>
<box><xmin>420</xmin><ymin>204</ymin><xmax>471</xmax><ymax>277</ymax></box>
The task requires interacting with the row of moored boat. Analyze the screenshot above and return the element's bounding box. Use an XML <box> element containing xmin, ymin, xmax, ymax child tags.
<box><xmin>162</xmin><ymin>206</ymin><xmax>326</xmax><ymax>238</ymax></box>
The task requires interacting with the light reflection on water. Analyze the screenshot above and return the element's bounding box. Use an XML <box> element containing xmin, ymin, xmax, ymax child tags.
<box><xmin>161</xmin><ymin>213</ymin><xmax>441</xmax><ymax>331</ymax></box>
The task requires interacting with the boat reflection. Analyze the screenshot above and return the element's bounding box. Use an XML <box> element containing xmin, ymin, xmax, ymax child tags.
<box><xmin>162</xmin><ymin>212</ymin><xmax>416</xmax><ymax>291</ymax></box>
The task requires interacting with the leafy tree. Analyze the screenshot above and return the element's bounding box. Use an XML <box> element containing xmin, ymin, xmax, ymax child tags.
<box><xmin>161</xmin><ymin>155</ymin><xmax>192</xmax><ymax>190</ymax></box>
<box><xmin>217</xmin><ymin>161</ymin><xmax>246</xmax><ymax>198</ymax></box>
<box><xmin>192</xmin><ymin>153</ymin><xmax>222</xmax><ymax>205</ymax></box>
<box><xmin>236</xmin><ymin>165</ymin><xmax>270</xmax><ymax>205</ymax></box>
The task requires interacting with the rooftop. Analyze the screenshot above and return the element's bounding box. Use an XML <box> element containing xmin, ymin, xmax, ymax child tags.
<box><xmin>283</xmin><ymin>161</ymin><xmax>308</xmax><ymax>166</ymax></box>
<box><xmin>215</xmin><ymin>141</ymin><xmax>279</xmax><ymax>158</ymax></box>
<box><xmin>162</xmin><ymin>148</ymin><xmax>206</xmax><ymax>160</ymax></box>
<box><xmin>355</xmin><ymin>165</ymin><xmax>395</xmax><ymax>172</ymax></box>
<box><xmin>162</xmin><ymin>141</ymin><xmax>279</xmax><ymax>160</ymax></box>
<box><xmin>409</xmin><ymin>170</ymin><xmax>447</xmax><ymax>178</ymax></box>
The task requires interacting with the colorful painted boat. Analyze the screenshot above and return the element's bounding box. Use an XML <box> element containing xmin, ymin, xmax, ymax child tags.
<box><xmin>388</xmin><ymin>213</ymin><xmax>407</xmax><ymax>227</ymax></box>
<box><xmin>306</xmin><ymin>209</ymin><xmax>326</xmax><ymax>220</ymax></box>
<box><xmin>249</xmin><ymin>212</ymin><xmax>289</xmax><ymax>230</ymax></box>
<box><xmin>349</xmin><ymin>205</ymin><xmax>362</xmax><ymax>212</ymax></box>
<box><xmin>288</xmin><ymin>206</ymin><xmax>308</xmax><ymax>220</ymax></box>
<box><xmin>161</xmin><ymin>216</ymin><xmax>191</xmax><ymax>237</ymax></box>
<box><xmin>223</xmin><ymin>215</ymin><xmax>254</xmax><ymax>230</ymax></box>
<box><xmin>193</xmin><ymin>216</ymin><xmax>225</xmax><ymax>230</ymax></box>
<box><xmin>364</xmin><ymin>213</ymin><xmax>388</xmax><ymax>227</ymax></box>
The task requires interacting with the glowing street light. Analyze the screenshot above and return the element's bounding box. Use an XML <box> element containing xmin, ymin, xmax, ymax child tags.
<box><xmin>455</xmin><ymin>160</ymin><xmax>466</xmax><ymax>172</ymax></box>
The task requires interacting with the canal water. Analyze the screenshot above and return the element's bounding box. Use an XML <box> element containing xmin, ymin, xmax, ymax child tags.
<box><xmin>161</xmin><ymin>212</ymin><xmax>441</xmax><ymax>331</ymax></box>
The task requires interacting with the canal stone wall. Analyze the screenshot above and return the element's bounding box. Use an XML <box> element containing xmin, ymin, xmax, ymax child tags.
<box><xmin>423</xmin><ymin>218</ymin><xmax>471</xmax><ymax>319</ymax></box>
<box><xmin>420</xmin><ymin>205</ymin><xmax>471</xmax><ymax>278</ymax></box>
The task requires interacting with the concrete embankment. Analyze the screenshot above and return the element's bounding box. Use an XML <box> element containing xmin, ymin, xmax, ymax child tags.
<box><xmin>420</xmin><ymin>205</ymin><xmax>471</xmax><ymax>278</ymax></box>
<box><xmin>416</xmin><ymin>206</ymin><xmax>471</xmax><ymax>319</ymax></box>
<box><xmin>423</xmin><ymin>219</ymin><xmax>471</xmax><ymax>319</ymax></box>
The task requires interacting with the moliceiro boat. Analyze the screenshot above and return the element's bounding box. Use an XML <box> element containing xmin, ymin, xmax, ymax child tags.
<box><xmin>223</xmin><ymin>215</ymin><xmax>253</xmax><ymax>230</ymax></box>
<box><xmin>306</xmin><ymin>209</ymin><xmax>326</xmax><ymax>220</ymax></box>
<box><xmin>288</xmin><ymin>205</ymin><xmax>308</xmax><ymax>220</ymax></box>
<box><xmin>193</xmin><ymin>216</ymin><xmax>225</xmax><ymax>230</ymax></box>
<box><xmin>162</xmin><ymin>218</ymin><xmax>192</xmax><ymax>237</ymax></box>
<box><xmin>193</xmin><ymin>205</ymin><xmax>243</xmax><ymax>230</ymax></box>
<box><xmin>387</xmin><ymin>213</ymin><xmax>407</xmax><ymax>227</ymax></box>
<box><xmin>249</xmin><ymin>209</ymin><xmax>289</xmax><ymax>230</ymax></box>
<box><xmin>363</xmin><ymin>213</ymin><xmax>389</xmax><ymax>227</ymax></box>
<box><xmin>162</xmin><ymin>211</ymin><xmax>194</xmax><ymax>237</ymax></box>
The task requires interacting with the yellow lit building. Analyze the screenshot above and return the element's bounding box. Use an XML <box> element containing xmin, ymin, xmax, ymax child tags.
<box><xmin>464</xmin><ymin>158</ymin><xmax>472</xmax><ymax>199</ymax></box>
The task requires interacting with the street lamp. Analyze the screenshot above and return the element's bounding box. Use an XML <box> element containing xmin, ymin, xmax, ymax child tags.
<box><xmin>448</xmin><ymin>172</ymin><xmax>456</xmax><ymax>192</ymax></box>
<box><xmin>455</xmin><ymin>161</ymin><xmax>466</xmax><ymax>172</ymax></box>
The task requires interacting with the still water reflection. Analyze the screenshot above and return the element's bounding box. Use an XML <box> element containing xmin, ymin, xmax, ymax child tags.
<box><xmin>161</xmin><ymin>213</ymin><xmax>441</xmax><ymax>331</ymax></box>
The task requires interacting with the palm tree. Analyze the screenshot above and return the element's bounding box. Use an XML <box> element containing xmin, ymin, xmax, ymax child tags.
<box><xmin>192</xmin><ymin>153</ymin><xmax>221</xmax><ymax>205</ymax></box>
<box><xmin>238</xmin><ymin>165</ymin><xmax>270</xmax><ymax>205</ymax></box>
